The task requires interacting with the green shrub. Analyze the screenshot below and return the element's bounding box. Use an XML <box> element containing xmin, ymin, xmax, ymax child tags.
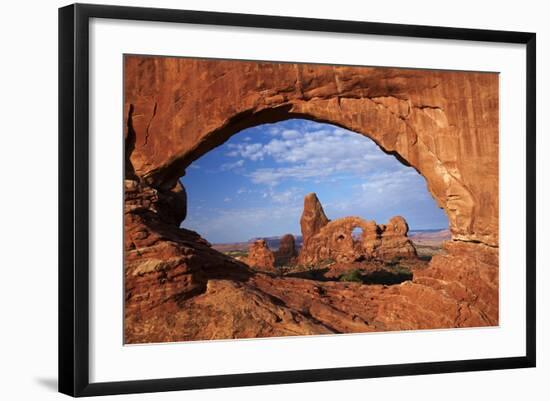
<box><xmin>392</xmin><ymin>265</ymin><xmax>412</xmax><ymax>275</ymax></box>
<box><xmin>339</xmin><ymin>269</ymin><xmax>363</xmax><ymax>283</ymax></box>
<box><xmin>225</xmin><ymin>250</ymin><xmax>248</xmax><ymax>258</ymax></box>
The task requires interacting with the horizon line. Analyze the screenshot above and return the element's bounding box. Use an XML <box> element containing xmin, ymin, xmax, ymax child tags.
<box><xmin>209</xmin><ymin>227</ymin><xmax>450</xmax><ymax>245</ymax></box>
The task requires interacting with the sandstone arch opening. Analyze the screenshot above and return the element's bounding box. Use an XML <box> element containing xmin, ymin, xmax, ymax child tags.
<box><xmin>124</xmin><ymin>55</ymin><xmax>499</xmax><ymax>344</ymax></box>
<box><xmin>351</xmin><ymin>227</ymin><xmax>364</xmax><ymax>240</ymax></box>
<box><xmin>179</xmin><ymin>118</ymin><xmax>450</xmax><ymax>276</ymax></box>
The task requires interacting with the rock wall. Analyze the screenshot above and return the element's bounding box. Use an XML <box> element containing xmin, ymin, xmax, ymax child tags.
<box><xmin>124</xmin><ymin>179</ymin><xmax>253</xmax><ymax>342</ymax></box>
<box><xmin>124</xmin><ymin>56</ymin><xmax>499</xmax><ymax>246</ymax></box>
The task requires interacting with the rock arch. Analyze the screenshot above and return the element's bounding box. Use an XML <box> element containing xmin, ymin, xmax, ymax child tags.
<box><xmin>125</xmin><ymin>56</ymin><xmax>498</xmax><ymax>247</ymax></box>
<box><xmin>298</xmin><ymin>194</ymin><xmax>418</xmax><ymax>265</ymax></box>
<box><xmin>123</xmin><ymin>56</ymin><xmax>500</xmax><ymax>343</ymax></box>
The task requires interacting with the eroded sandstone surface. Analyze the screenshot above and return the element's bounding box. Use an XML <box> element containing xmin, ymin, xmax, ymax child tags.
<box><xmin>298</xmin><ymin>193</ymin><xmax>417</xmax><ymax>265</ymax></box>
<box><xmin>245</xmin><ymin>239</ymin><xmax>276</xmax><ymax>271</ymax></box>
<box><xmin>123</xmin><ymin>56</ymin><xmax>499</xmax><ymax>344</ymax></box>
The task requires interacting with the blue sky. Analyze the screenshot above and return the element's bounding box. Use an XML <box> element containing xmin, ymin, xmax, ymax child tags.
<box><xmin>181</xmin><ymin>119</ymin><xmax>448</xmax><ymax>244</ymax></box>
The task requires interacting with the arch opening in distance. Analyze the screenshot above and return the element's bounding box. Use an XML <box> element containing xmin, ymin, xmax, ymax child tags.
<box><xmin>351</xmin><ymin>227</ymin><xmax>364</xmax><ymax>241</ymax></box>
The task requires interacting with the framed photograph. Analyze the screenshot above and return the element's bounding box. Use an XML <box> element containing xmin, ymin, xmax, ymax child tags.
<box><xmin>58</xmin><ymin>3</ymin><xmax>536</xmax><ymax>397</ymax></box>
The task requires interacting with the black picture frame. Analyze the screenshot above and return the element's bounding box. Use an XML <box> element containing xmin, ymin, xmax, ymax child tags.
<box><xmin>58</xmin><ymin>3</ymin><xmax>536</xmax><ymax>397</ymax></box>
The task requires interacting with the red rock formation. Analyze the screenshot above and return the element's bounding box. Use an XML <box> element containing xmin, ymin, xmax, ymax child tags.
<box><xmin>300</xmin><ymin>193</ymin><xmax>330</xmax><ymax>248</ymax></box>
<box><xmin>274</xmin><ymin>234</ymin><xmax>298</xmax><ymax>266</ymax></box>
<box><xmin>415</xmin><ymin>241</ymin><xmax>499</xmax><ymax>325</ymax></box>
<box><xmin>245</xmin><ymin>239</ymin><xmax>276</xmax><ymax>271</ymax></box>
<box><xmin>125</xmin><ymin>56</ymin><xmax>499</xmax><ymax>246</ymax></box>
<box><xmin>124</xmin><ymin>180</ymin><xmax>498</xmax><ymax>344</ymax></box>
<box><xmin>251</xmin><ymin>245</ymin><xmax>498</xmax><ymax>333</ymax></box>
<box><xmin>124</xmin><ymin>178</ymin><xmax>497</xmax><ymax>344</ymax></box>
<box><xmin>124</xmin><ymin>180</ymin><xmax>253</xmax><ymax>342</ymax></box>
<box><xmin>126</xmin><ymin>278</ymin><xmax>335</xmax><ymax>344</ymax></box>
<box><xmin>298</xmin><ymin>195</ymin><xmax>417</xmax><ymax>265</ymax></box>
<box><xmin>372</xmin><ymin>216</ymin><xmax>418</xmax><ymax>260</ymax></box>
<box><xmin>127</xmin><ymin>251</ymin><xmax>498</xmax><ymax>343</ymax></box>
<box><xmin>123</xmin><ymin>56</ymin><xmax>500</xmax><ymax>344</ymax></box>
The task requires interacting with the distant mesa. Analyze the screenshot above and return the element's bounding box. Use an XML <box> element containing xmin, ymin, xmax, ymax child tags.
<box><xmin>409</xmin><ymin>229</ymin><xmax>451</xmax><ymax>243</ymax></box>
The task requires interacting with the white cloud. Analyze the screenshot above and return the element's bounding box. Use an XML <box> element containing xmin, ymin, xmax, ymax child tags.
<box><xmin>183</xmin><ymin>120</ymin><xmax>447</xmax><ymax>242</ymax></box>
<box><xmin>268</xmin><ymin>187</ymin><xmax>303</xmax><ymax>205</ymax></box>
<box><xmin>280</xmin><ymin>129</ymin><xmax>301</xmax><ymax>139</ymax></box>
<box><xmin>220</xmin><ymin>159</ymin><xmax>244</xmax><ymax>171</ymax></box>
<box><xmin>322</xmin><ymin>169</ymin><xmax>431</xmax><ymax>218</ymax></box>
<box><xmin>227</xmin><ymin>125</ymin><xmax>400</xmax><ymax>186</ymax></box>
<box><xmin>238</xmin><ymin>143</ymin><xmax>265</xmax><ymax>161</ymax></box>
<box><xmin>359</xmin><ymin>170</ymin><xmax>420</xmax><ymax>193</ymax></box>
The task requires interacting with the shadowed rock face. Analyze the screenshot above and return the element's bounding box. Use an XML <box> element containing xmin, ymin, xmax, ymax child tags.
<box><xmin>246</xmin><ymin>240</ymin><xmax>275</xmax><ymax>271</ymax></box>
<box><xmin>298</xmin><ymin>194</ymin><xmax>417</xmax><ymax>265</ymax></box>
<box><xmin>123</xmin><ymin>56</ymin><xmax>499</xmax><ymax>344</ymax></box>
<box><xmin>274</xmin><ymin>234</ymin><xmax>298</xmax><ymax>266</ymax></box>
